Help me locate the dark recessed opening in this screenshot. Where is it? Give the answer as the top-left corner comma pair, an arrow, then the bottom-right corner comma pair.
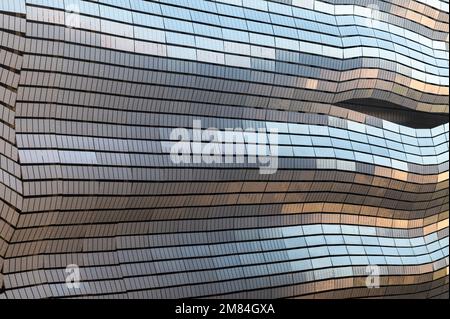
336,98 -> 448,128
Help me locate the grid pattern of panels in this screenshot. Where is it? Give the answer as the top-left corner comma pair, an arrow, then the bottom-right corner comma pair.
0,0 -> 448,298
19,0 -> 450,112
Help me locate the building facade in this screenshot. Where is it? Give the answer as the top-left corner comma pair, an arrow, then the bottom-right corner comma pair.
0,0 -> 448,298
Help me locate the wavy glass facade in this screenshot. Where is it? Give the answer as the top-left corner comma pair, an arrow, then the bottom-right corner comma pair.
0,0 -> 448,299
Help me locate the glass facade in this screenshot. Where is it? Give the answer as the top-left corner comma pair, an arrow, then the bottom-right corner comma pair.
0,0 -> 448,298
